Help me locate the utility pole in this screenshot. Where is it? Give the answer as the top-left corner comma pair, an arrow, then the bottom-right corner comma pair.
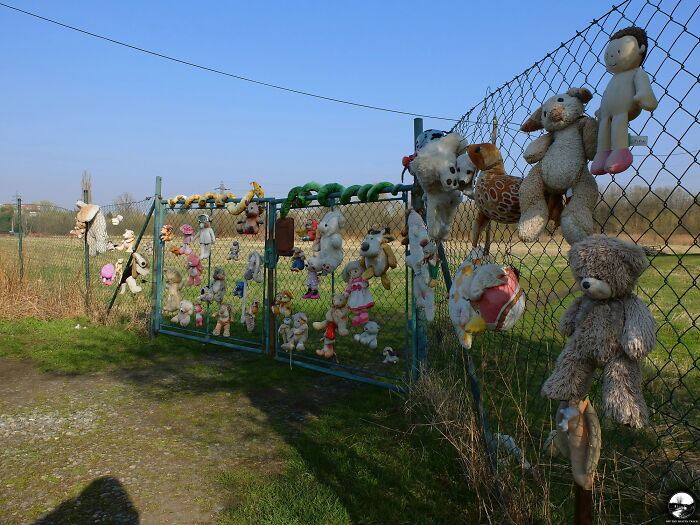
81,171 -> 92,203
214,181 -> 230,194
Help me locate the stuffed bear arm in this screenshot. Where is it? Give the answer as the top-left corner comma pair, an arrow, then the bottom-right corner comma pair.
329,235 -> 342,249
578,117 -> 599,161
523,134 -> 553,164
633,68 -> 659,112
621,295 -> 657,359
558,296 -> 586,337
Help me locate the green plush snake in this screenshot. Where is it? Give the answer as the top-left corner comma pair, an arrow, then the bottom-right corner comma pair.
366,182 -> 394,202
356,184 -> 375,202
340,185 -> 361,204
316,183 -> 345,206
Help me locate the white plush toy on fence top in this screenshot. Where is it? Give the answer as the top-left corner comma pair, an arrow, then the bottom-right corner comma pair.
307,210 -> 345,275
70,201 -> 112,256
404,209 -> 438,322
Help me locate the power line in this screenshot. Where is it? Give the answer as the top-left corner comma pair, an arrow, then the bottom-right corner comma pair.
0,2 -> 462,122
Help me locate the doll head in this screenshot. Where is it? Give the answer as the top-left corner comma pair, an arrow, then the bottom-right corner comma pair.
197,214 -> 211,228
342,260 -> 364,282
605,26 -> 648,74
180,224 -> 194,235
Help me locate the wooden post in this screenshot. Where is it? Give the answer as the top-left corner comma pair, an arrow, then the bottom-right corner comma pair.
83,188 -> 90,313
16,198 -> 23,281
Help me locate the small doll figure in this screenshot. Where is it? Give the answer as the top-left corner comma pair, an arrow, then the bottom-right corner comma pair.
290,247 -> 306,272
303,265 -> 320,300
592,26 -> 658,175
186,254 -> 203,286
227,241 -> 240,261
159,224 -> 173,242
195,303 -> 204,327
171,224 -> 194,256
342,260 -> 374,326
195,214 -> 216,260
232,281 -> 245,298
301,219 -> 319,241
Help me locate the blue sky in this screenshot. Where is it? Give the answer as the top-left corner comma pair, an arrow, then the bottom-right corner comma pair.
0,0 -> 692,207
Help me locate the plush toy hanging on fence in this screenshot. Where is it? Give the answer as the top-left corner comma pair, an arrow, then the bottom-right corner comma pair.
194,303 -> 204,327
186,254 -> 203,286
281,312 -> 309,352
232,281 -> 245,298
119,252 -> 150,294
171,300 -> 194,327
271,291 -> 294,317
290,247 -> 306,272
300,219 -> 319,241
212,303 -> 234,337
243,299 -> 260,333
195,214 -> 216,260
198,286 -> 214,304
305,210 -> 345,299
354,321 -> 380,349
226,182 -> 265,234
70,201 -> 112,256
163,268 -> 185,314
518,89 -> 598,245
278,317 -> 293,347
100,264 -> 115,285
404,209 -> 438,322
358,228 -> 398,290
211,267 -> 227,304
240,251 -> 263,325
342,260 -> 374,326
312,293 -> 350,360
382,347 -> 399,364
591,27 -> 658,175
111,215 -> 123,226
171,224 -> 194,256
114,229 -> 136,253
159,224 -> 173,242
227,241 -> 240,261
448,248 -> 525,350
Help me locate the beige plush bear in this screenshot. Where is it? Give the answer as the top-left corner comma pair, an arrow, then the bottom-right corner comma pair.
312,293 -> 350,337
281,312 -> 308,351
519,88 -> 599,245
212,303 -> 233,337
592,27 -> 658,175
171,300 -> 194,327
163,267 -> 184,313
542,235 -> 656,428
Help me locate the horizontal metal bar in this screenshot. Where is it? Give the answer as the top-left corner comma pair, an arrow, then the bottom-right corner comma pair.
159,328 -> 262,353
159,323 -> 258,346
273,357 -> 408,392
276,348 -> 405,381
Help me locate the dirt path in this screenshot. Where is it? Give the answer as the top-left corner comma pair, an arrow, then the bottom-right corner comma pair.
0,355 -> 352,524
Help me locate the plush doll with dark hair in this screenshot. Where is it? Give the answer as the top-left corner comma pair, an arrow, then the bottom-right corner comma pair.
592,26 -> 658,175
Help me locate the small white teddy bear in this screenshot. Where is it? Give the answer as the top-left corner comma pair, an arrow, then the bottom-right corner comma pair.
307,210 -> 345,275
171,300 -> 194,327
354,321 -> 380,349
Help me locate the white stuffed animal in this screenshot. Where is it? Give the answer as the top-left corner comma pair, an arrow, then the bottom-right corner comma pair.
404,209 -> 437,322
171,300 -> 194,327
194,214 -> 216,260
115,229 -> 136,252
354,321 -> 380,349
110,214 -> 123,226
382,347 -> 399,364
307,210 -> 345,275
244,251 -> 264,283
281,312 -> 309,351
406,132 -> 473,240
70,201 -> 112,256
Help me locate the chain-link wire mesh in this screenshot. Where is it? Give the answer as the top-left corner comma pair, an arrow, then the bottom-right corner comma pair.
273,197 -> 413,387
418,0 -> 698,522
154,199 -> 268,351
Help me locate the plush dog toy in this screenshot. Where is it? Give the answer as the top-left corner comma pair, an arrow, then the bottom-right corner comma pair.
404,132 -> 474,240
195,214 -> 216,260
404,210 -> 438,321
448,248 -> 525,350
519,88 -> 599,244
271,291 -> 294,317
382,347 -> 399,364
290,247 -> 306,272
592,27 -> 658,175
198,286 -> 214,304
186,254 -> 203,286
227,241 -> 240,261
211,267 -> 227,304
281,312 -> 309,351
163,267 -> 185,313
244,299 -> 260,332
278,317 -> 293,346
342,261 -> 374,326
171,300 -> 194,327
541,235 -> 656,428
359,228 -> 397,290
307,210 -> 345,275
467,144 -> 522,247
354,321 -> 380,349
236,202 -> 265,235
312,293 -> 350,337
119,252 -> 150,294
159,224 -> 173,242
212,303 -> 233,337
70,201 -> 112,256
171,224 -> 194,256
115,229 -> 136,252
244,251 -> 264,283
100,264 -> 115,285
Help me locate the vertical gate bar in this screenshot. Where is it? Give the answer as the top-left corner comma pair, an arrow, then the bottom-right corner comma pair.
83,188 -> 90,314
411,117 -> 428,380
265,200 -> 277,357
16,198 -> 23,281
150,176 -> 164,337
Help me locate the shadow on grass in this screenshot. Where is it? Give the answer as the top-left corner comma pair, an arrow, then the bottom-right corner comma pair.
33,477 -> 138,525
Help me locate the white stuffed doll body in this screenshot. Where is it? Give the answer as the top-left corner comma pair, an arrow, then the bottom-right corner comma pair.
405,209 -> 437,322
307,210 -> 345,275
592,26 -> 658,175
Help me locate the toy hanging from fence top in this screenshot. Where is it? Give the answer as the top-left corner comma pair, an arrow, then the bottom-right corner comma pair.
518,88 -> 598,245
342,260 -> 374,326
163,268 -> 185,314
304,210 -> 345,300
591,27 -> 658,175
195,214 -> 216,260
171,224 -> 194,256
70,201 -> 112,256
119,252 -> 150,294
404,209 -> 437,322
358,228 -> 397,290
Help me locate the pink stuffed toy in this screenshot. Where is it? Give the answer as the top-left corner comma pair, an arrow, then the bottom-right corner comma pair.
100,264 -> 115,285
186,254 -> 203,286
195,303 -> 203,327
171,224 -> 194,256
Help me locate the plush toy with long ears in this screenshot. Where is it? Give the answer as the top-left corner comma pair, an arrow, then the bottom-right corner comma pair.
244,299 -> 260,333
119,252 -> 150,294
212,303 -> 233,337
448,248 -> 525,350
404,209 -> 438,322
382,347 -> 399,364
358,228 -> 398,290
163,267 -> 185,313
195,214 -> 216,260
244,251 -> 264,283
211,267 -> 227,304
186,254 -> 203,287
466,144 -> 522,247
70,201 -> 112,256
519,88 -> 598,244
198,286 -> 214,304
592,27 -> 658,175
342,260 -> 374,326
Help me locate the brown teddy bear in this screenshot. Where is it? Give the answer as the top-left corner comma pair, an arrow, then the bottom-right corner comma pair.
271,291 -> 293,317
312,293 -> 350,337
542,235 -> 656,428
212,303 -> 233,337
236,202 -> 265,235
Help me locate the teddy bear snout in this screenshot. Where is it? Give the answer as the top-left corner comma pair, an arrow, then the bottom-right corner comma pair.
581,279 -> 591,289
360,242 -> 369,252
549,106 -> 564,122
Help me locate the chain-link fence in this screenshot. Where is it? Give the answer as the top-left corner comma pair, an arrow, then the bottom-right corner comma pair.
0,198 -> 155,325
417,0 -> 698,522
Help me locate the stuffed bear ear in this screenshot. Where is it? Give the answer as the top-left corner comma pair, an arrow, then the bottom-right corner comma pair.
520,107 -> 543,132
617,240 -> 649,278
567,87 -> 593,104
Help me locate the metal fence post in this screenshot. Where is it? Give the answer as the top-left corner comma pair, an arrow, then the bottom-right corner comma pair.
83,189 -> 90,313
150,176 -> 164,337
264,200 -> 277,357
16,198 -> 23,281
